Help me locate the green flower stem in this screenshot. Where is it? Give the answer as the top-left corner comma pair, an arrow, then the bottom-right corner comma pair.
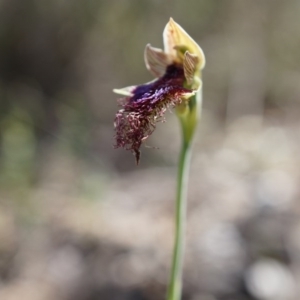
167,91 -> 200,300
167,138 -> 191,300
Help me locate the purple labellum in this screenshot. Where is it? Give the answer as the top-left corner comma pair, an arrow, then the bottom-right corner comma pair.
130,64 -> 190,105
114,63 -> 192,164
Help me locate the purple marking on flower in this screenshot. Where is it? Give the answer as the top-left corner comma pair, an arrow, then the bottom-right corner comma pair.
114,64 -> 192,164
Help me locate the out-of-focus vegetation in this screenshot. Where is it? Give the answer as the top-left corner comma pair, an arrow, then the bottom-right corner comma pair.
0,1 -> 300,299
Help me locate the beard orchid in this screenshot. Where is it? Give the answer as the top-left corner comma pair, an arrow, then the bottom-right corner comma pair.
113,18 -> 205,164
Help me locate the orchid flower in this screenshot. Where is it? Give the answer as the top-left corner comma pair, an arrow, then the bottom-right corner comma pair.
113,18 -> 205,164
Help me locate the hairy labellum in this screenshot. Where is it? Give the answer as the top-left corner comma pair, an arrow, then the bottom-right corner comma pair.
114,64 -> 192,164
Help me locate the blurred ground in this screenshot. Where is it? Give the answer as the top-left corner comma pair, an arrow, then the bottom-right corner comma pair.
0,1 -> 300,300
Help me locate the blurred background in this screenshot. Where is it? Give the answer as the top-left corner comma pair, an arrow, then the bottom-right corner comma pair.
0,0 -> 300,299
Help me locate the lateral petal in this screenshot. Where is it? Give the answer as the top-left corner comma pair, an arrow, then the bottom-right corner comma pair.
144,44 -> 171,77
183,51 -> 200,85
